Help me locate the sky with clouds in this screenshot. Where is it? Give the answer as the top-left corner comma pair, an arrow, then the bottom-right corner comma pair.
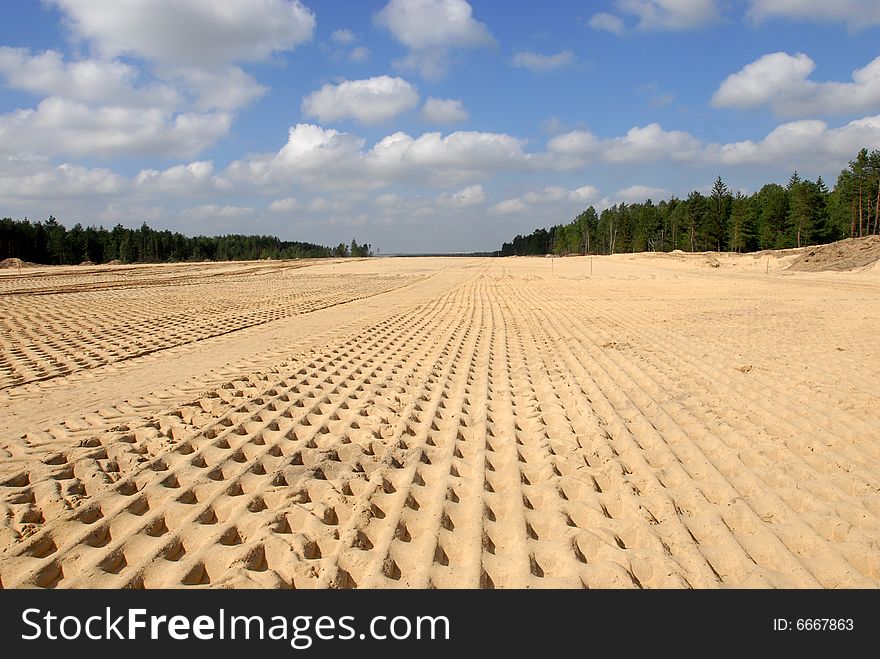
1,0 -> 880,252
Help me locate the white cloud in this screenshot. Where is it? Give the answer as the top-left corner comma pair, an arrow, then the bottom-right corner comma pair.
0,49 -> 260,160
547,123 -> 700,163
48,0 -> 316,66
570,185 -> 601,202
512,50 -> 574,73
623,0 -> 721,29
523,187 -> 572,204
489,185 -> 600,215
747,0 -> 880,29
0,98 -> 231,159
226,124 -> 536,192
308,197 -> 354,213
589,12 -> 626,35
350,46 -> 371,62
331,29 -> 356,45
268,197 -> 300,212
302,76 -> 420,124
703,115 -> 880,167
375,0 -> 495,79
160,65 -> 266,112
489,198 -> 528,215
713,52 -> 880,117
439,184 -> 485,206
615,184 -> 667,202
421,97 -> 469,123
713,52 -> 813,110
221,115 -> 880,205
0,47 -> 178,109
367,130 -> 531,175
540,117 -> 569,135
99,203 -> 170,226
328,28 -> 369,62
135,161 -> 229,195
605,123 -> 701,162
546,130 -> 602,156
374,192 -> 401,207
227,124 -> 365,190
0,162 -> 128,200
181,204 -> 256,220
589,0 -> 721,34
544,114 -> 880,171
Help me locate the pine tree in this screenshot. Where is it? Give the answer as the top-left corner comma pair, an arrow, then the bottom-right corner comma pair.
709,176 -> 731,252
728,192 -> 755,252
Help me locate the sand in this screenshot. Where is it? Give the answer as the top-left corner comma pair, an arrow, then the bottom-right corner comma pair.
788,235 -> 880,272
1,250 -> 879,589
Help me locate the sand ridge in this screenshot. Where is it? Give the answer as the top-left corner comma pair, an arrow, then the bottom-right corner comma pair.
1,255 -> 879,588
0,260 -> 424,390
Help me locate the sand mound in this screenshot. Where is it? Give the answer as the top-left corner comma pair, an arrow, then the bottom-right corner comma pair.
788,235 -> 880,271
0,257 -> 25,268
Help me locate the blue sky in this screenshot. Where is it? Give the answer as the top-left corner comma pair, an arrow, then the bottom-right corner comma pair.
1,1 -> 880,252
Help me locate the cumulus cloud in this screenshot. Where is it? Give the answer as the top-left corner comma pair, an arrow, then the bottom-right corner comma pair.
614,184 -> 668,202
367,130 -> 531,175
350,46 -> 371,62
219,115 -> 880,203
0,98 -> 231,159
605,123 -> 701,161
0,49 -> 261,161
547,123 -> 700,162
0,162 -> 128,200
570,185 -> 602,202
589,12 -> 626,35
331,29 -> 356,45
135,161 -> 230,195
713,52 -> 880,117
181,204 -> 256,220
48,0 -> 316,66
0,47 -> 178,109
547,114 -> 880,170
268,197 -> 300,212
421,97 -> 469,123
160,65 -> 266,112
439,184 -> 485,206
488,198 -> 528,215
703,115 -> 880,167
489,185 -> 600,215
302,76 -> 420,124
589,0 -> 721,35
374,192 -> 401,207
512,50 -> 574,73
546,130 -> 602,157
375,0 -> 495,79
747,0 -> 880,29
225,123 -> 535,191
329,28 -> 369,61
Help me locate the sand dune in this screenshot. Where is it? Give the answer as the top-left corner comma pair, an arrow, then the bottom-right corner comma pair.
1,254 -> 879,588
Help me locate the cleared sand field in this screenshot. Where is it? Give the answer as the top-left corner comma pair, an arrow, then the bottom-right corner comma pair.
1,252 -> 879,588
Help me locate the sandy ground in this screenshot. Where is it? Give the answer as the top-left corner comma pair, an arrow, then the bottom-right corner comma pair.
1,252 -> 879,589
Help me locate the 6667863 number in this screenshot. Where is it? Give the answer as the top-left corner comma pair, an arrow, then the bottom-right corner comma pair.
773,619 -> 854,631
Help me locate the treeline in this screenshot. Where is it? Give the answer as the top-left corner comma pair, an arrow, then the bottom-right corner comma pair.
0,218 -> 373,264
501,147 -> 880,256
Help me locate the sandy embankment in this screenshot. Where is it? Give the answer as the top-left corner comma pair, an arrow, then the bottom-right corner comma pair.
1,249 -> 878,588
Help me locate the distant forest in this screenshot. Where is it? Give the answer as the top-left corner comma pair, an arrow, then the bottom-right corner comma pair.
501,148 -> 880,256
0,218 -> 373,265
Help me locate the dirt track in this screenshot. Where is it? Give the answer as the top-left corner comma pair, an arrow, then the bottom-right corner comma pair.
1,255 -> 878,588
